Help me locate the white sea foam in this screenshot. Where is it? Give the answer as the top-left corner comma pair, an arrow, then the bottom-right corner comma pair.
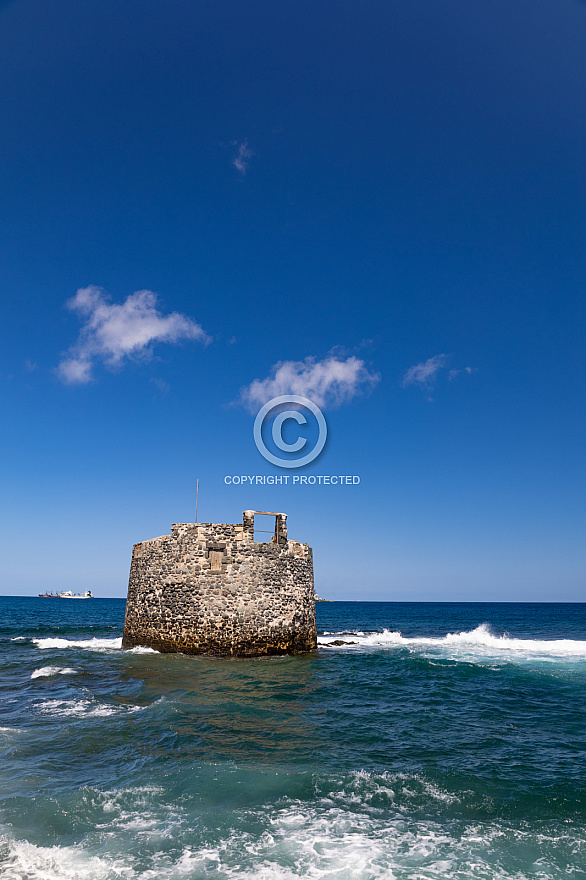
0,837 -> 117,880
32,636 -> 160,654
30,666 -> 78,679
2,774 -> 585,880
162,794 -> 585,880
318,623 -> 586,664
99,792 -> 182,847
35,699 -> 143,719
33,637 -> 123,651
10,636 -> 26,641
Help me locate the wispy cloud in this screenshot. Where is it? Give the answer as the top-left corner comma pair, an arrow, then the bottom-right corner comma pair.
150,377 -> 170,394
402,354 -> 474,398
402,354 -> 449,391
448,366 -> 474,381
239,355 -> 380,411
232,140 -> 253,175
57,286 -> 209,385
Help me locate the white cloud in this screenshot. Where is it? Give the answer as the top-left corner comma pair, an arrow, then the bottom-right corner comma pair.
150,377 -> 170,394
239,355 -> 380,411
402,354 -> 449,390
58,357 -> 93,385
232,140 -> 253,175
403,354 -> 475,397
57,286 -> 209,384
448,365 -> 474,381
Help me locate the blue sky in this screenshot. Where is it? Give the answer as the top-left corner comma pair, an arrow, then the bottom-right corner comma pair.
0,0 -> 584,600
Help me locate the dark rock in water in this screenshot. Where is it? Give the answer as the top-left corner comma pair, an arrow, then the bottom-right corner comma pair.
325,639 -> 357,646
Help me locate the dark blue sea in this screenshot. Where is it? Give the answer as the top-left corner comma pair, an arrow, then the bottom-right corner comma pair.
1,597 -> 586,879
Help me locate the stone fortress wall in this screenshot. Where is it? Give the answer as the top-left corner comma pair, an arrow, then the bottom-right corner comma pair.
122,510 -> 317,656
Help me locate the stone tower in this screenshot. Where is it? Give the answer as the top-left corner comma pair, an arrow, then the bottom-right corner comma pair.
122,511 -> 317,656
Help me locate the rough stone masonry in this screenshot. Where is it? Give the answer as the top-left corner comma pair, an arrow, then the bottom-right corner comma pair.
122,510 -> 317,656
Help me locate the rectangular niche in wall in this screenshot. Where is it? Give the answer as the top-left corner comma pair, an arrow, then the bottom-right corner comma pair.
209,550 -> 223,571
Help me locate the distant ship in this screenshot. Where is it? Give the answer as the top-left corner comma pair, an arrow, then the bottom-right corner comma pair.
38,590 -> 94,599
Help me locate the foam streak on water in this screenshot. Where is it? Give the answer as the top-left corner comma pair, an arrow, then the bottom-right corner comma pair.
1,598 -> 586,879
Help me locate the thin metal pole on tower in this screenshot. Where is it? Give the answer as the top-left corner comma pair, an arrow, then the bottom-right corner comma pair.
195,478 -> 199,524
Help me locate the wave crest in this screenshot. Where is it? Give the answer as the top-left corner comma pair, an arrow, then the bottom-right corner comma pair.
33,637 -> 123,651
318,623 -> 586,662
30,667 -> 78,679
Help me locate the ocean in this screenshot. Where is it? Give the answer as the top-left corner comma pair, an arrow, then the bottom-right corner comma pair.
1,597 -> 586,879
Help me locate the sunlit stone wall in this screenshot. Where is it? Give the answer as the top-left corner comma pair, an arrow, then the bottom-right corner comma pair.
122,511 -> 316,656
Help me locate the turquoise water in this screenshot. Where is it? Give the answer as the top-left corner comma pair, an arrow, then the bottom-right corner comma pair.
1,597 -> 586,879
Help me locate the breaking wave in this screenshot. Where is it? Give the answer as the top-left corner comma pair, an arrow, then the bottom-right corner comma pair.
32,636 -> 159,654
30,666 -> 78,679
318,623 -> 586,663
1,771 -> 585,880
33,637 -> 124,651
